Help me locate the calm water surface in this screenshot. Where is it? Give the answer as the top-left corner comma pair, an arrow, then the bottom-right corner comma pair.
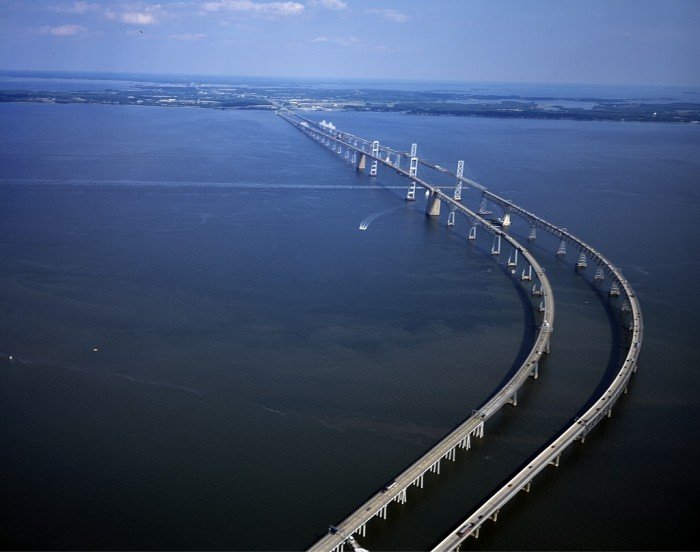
0,103 -> 698,550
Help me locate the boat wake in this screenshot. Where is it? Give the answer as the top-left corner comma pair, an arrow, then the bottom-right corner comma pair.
359,206 -> 403,230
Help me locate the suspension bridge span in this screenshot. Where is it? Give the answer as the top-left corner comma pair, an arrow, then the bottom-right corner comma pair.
278,111 -> 641,552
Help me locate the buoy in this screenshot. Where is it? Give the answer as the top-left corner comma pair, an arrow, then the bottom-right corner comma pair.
92,348 -> 99,352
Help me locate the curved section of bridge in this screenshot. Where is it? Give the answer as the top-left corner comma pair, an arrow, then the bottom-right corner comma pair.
278,111 -> 641,552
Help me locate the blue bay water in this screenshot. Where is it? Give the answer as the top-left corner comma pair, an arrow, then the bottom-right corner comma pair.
0,102 -> 698,550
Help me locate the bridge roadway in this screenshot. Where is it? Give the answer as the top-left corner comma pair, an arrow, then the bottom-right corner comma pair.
339,121 -> 645,550
279,112 -> 555,552
432,288 -> 641,550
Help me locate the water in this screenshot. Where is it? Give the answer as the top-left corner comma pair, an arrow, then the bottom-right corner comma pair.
1,101 -> 698,550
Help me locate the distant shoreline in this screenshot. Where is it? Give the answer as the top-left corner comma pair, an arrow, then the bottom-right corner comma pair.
1,79 -> 699,124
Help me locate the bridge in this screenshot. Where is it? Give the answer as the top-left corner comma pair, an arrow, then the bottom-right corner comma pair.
277,111 -> 642,551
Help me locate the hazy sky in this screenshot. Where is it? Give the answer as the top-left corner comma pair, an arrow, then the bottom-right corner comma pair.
1,0 -> 699,85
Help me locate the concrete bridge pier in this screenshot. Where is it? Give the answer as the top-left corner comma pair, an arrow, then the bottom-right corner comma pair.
594,266 -> 605,281
521,264 -> 533,281
557,238 -> 567,256
530,361 -> 539,379
577,252 -> 587,269
447,208 -> 456,226
508,248 -> 518,268
426,190 -> 442,216
357,154 -> 366,171
609,282 -> 621,296
507,392 -> 518,406
491,234 -> 501,255
468,225 -> 477,240
529,226 -> 537,240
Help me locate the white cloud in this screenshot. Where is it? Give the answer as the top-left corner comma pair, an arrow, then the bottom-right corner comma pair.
119,11 -> 158,25
201,1 -> 305,16
170,32 -> 207,40
39,23 -> 86,36
309,0 -> 347,10
49,1 -> 97,14
312,36 -> 328,42
366,8 -> 409,23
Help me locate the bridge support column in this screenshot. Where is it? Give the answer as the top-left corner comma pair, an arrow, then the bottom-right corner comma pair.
426,191 -> 442,216
507,248 -> 518,268
454,160 -> 464,201
447,208 -> 456,226
357,154 -> 366,171
549,454 -> 561,467
491,510 -> 499,522
530,362 -> 539,379
501,212 -> 511,228
394,153 -> 401,168
351,151 -> 356,164
491,234 -> 501,255
478,196 -> 491,215
609,282 -> 620,296
557,238 -> 567,256
468,225 -> 477,241
577,252 -> 587,269
522,481 -> 531,493
410,142 -> 417,158
529,226 -> 537,240
507,392 -> 518,406
594,266 -> 604,281
521,264 -> 532,281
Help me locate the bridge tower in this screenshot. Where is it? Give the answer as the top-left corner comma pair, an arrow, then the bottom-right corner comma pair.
410,143 -> 417,158
406,157 -> 418,201
501,212 -> 512,228
454,160 -> 464,201
394,153 -> 401,169
370,140 -> 379,176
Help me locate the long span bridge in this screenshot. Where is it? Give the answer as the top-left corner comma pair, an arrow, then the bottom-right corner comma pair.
278,111 -> 642,551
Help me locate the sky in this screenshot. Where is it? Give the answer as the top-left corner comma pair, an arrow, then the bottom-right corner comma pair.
1,0 -> 699,86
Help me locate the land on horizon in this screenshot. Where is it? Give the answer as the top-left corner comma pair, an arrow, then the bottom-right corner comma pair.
2,70 -> 700,124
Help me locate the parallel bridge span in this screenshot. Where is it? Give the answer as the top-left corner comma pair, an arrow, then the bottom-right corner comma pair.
279,111 -> 642,551
279,111 -> 555,552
